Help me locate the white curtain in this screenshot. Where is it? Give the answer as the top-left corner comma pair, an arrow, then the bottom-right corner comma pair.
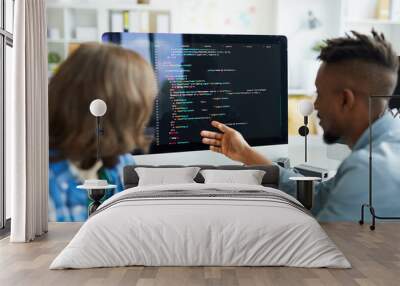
6,0 -> 48,242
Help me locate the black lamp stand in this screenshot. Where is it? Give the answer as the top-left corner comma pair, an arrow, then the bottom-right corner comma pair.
298,116 -> 310,162
359,95 -> 400,230
96,116 -> 104,162
88,117 -> 106,215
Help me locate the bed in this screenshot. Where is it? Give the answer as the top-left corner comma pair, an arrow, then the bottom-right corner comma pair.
50,165 -> 350,269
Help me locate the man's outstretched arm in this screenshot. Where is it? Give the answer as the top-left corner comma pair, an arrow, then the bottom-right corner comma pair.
200,120 -> 272,166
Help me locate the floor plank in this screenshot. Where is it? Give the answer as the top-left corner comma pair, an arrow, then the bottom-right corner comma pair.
0,222 -> 399,286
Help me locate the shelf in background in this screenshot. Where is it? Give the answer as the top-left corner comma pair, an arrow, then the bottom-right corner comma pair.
346,18 -> 400,25
69,38 -> 98,43
288,89 -> 314,96
46,0 -> 172,64
47,39 -> 66,43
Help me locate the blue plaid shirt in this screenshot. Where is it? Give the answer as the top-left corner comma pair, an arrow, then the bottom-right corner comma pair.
49,153 -> 135,221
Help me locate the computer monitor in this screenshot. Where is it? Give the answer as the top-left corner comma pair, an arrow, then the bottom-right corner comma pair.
102,32 -> 288,154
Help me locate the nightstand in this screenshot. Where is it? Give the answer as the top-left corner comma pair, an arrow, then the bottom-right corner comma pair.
77,184 -> 116,216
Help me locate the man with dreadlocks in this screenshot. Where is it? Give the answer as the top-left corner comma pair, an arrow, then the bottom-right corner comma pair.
200,30 -> 400,221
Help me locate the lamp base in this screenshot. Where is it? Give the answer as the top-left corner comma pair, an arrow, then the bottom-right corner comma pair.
296,180 -> 314,210
359,203 -> 400,231
88,189 -> 106,216
289,177 -> 320,210
77,182 -> 117,216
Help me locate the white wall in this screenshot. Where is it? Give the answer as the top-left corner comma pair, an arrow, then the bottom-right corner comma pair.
276,0 -> 343,90
169,0 -> 277,34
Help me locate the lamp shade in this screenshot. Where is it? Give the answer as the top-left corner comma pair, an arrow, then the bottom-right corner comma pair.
90,99 -> 107,117
298,100 -> 314,116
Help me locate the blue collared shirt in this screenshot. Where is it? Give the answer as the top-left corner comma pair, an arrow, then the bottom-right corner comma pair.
279,111 -> 400,221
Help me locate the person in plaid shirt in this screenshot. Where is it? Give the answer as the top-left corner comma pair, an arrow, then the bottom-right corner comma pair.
49,153 -> 135,221
48,43 -> 157,221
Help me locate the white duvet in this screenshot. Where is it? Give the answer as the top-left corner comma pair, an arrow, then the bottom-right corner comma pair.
50,183 -> 351,269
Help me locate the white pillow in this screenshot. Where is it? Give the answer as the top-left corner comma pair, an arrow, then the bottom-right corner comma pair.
135,167 -> 201,186
200,169 -> 266,185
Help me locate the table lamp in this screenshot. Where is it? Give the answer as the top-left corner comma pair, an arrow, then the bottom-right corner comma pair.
76,99 -> 116,216
89,99 -> 107,163
298,100 -> 314,162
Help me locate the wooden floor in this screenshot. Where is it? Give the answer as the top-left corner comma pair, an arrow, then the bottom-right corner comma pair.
0,222 -> 399,286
